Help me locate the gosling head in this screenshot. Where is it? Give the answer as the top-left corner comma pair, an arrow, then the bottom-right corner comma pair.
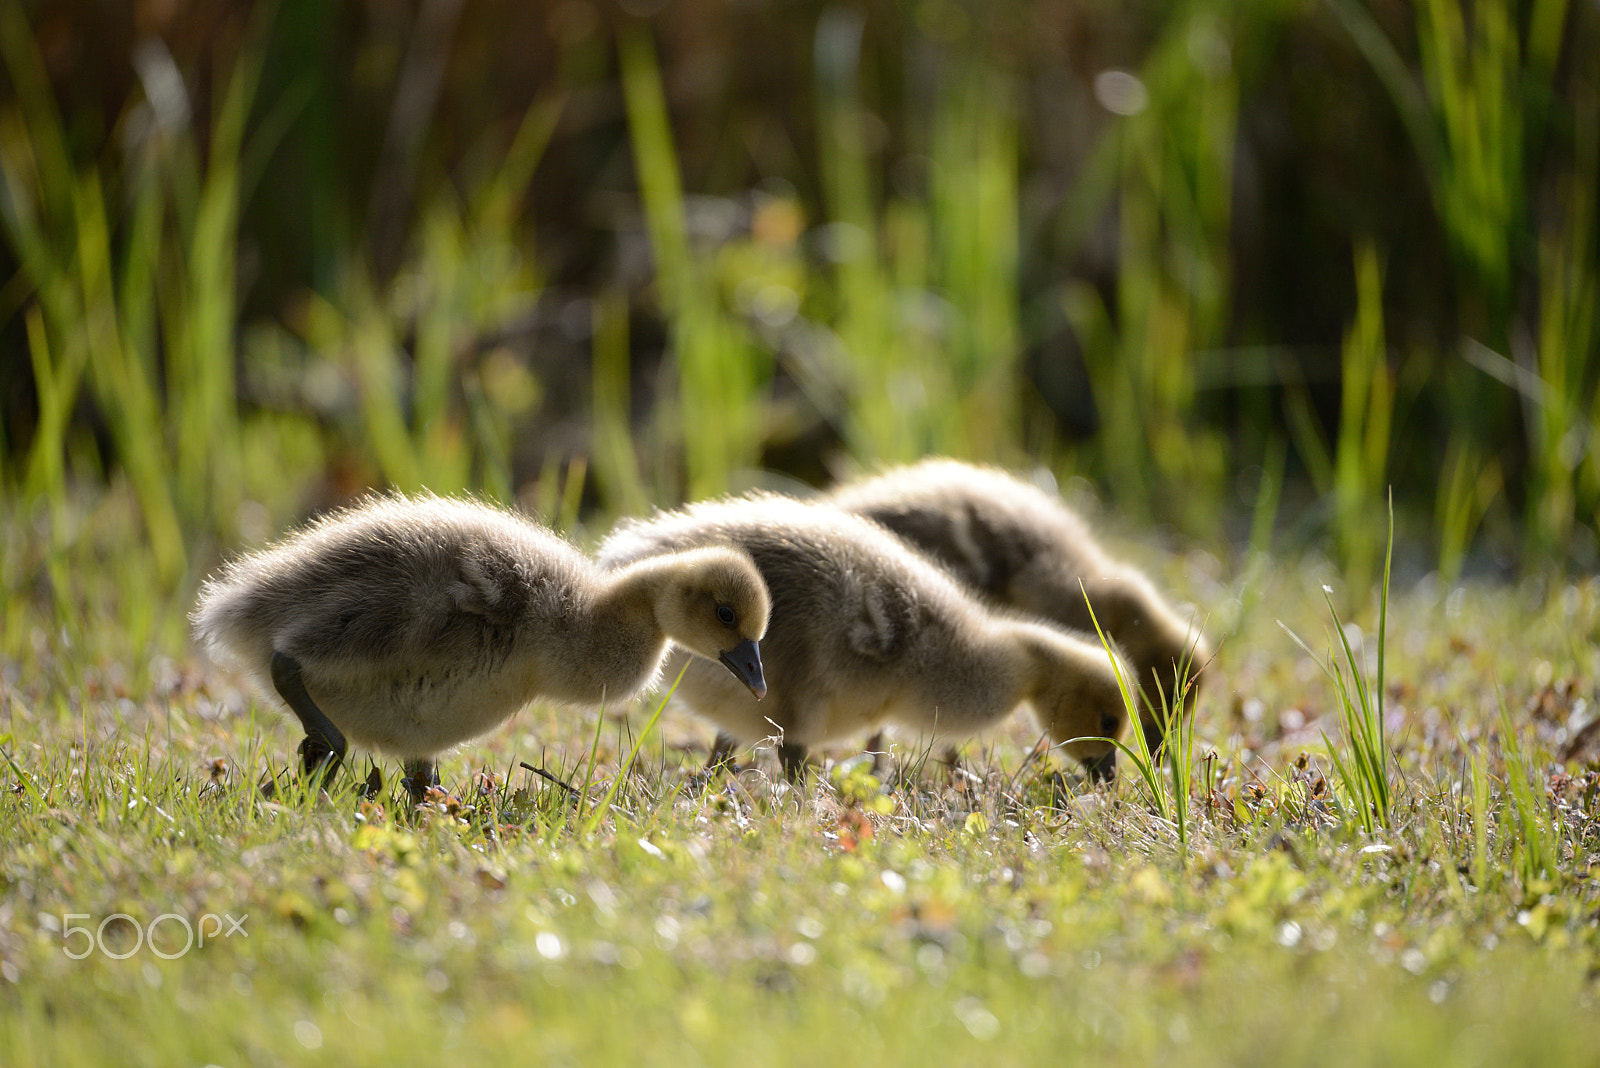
1080,570 -> 1209,749
1025,631 -> 1132,785
653,546 -> 771,699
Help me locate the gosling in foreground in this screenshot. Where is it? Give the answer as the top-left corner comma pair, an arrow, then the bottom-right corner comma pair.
193,494 -> 769,800
826,458 -> 1210,753
598,494 -> 1131,783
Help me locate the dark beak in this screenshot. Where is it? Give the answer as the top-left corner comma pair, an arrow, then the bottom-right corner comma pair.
1083,750 -> 1116,785
718,638 -> 767,700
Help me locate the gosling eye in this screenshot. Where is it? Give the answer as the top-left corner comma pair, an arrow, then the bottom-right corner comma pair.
715,604 -> 737,627
1100,714 -> 1121,735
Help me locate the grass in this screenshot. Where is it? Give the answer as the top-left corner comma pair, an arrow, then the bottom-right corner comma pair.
1081,585 -> 1206,857
1335,0 -> 1599,563
621,28 -> 770,501
1,475 -> 1598,1063
1281,498 -> 1397,836
3,506 -> 1600,1064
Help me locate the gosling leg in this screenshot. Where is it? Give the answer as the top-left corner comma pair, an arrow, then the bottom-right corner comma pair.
1083,750 -> 1117,785
706,732 -> 740,774
401,759 -> 440,804
864,731 -> 886,778
941,745 -> 970,789
685,733 -> 740,792
778,742 -> 808,784
270,651 -> 347,788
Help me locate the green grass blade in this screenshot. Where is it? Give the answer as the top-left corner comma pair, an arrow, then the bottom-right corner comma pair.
582,662 -> 688,838
1082,581 -> 1169,823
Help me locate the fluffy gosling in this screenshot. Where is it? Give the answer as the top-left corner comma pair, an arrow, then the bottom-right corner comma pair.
193,494 -> 769,800
826,458 -> 1210,753
597,494 -> 1131,782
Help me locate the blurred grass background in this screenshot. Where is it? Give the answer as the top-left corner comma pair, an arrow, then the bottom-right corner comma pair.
1,0 -> 1597,641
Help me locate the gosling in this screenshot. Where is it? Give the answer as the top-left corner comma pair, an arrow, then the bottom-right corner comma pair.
826,458 -> 1210,753
597,494 -> 1131,783
193,493 -> 770,800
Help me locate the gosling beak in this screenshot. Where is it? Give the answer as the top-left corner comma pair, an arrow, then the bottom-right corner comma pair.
718,638 -> 767,700
1083,750 -> 1116,785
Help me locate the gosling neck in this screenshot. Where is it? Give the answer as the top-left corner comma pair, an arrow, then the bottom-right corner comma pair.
603,554 -> 696,638
981,619 -> 1049,708
1072,572 -> 1122,627
542,560 -> 675,704
1012,620 -> 1097,708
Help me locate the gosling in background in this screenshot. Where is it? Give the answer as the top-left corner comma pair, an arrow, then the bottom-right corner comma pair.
826,458 -> 1209,753
598,493 -> 1131,783
193,494 -> 769,801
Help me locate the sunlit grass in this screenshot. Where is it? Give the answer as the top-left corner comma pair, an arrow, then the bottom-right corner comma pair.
1281,501 -> 1396,836
1081,585 -> 1205,857
3,498 -> 1600,1063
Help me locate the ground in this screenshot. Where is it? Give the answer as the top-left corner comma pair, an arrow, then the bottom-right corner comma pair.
2,538 -> 1598,1066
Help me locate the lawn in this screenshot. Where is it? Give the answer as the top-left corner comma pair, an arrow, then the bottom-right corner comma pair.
2,495 -> 1596,1066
